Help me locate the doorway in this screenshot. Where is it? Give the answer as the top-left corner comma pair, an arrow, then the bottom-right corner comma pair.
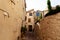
28,25 -> 32,32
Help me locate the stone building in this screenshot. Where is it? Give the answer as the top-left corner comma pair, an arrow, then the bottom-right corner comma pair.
25,9 -> 35,31
0,0 -> 26,40
34,12 -> 60,40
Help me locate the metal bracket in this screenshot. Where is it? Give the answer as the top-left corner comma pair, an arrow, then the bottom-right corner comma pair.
0,9 -> 10,18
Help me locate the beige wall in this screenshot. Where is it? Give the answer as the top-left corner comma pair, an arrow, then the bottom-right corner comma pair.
0,0 -> 26,40
43,10 -> 48,16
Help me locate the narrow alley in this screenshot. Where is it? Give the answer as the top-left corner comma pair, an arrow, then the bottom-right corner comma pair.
0,0 -> 60,40
21,31 -> 39,40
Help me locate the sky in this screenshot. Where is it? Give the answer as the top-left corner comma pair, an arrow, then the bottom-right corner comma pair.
26,0 -> 60,11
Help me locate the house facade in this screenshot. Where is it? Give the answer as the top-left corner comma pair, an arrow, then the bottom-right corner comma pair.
25,9 -> 35,31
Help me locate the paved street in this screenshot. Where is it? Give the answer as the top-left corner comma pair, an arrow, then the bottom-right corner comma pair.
21,32 -> 39,40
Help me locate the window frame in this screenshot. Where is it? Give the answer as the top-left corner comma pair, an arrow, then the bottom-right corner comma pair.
29,13 -> 32,16
28,18 -> 31,22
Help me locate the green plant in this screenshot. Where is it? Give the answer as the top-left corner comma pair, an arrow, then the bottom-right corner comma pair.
40,13 -> 42,19
45,0 -> 60,17
47,0 -> 52,12
21,26 -> 27,33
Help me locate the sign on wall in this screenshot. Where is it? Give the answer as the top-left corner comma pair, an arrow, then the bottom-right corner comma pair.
36,11 -> 40,16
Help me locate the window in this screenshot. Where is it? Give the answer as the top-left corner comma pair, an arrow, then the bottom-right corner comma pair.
28,18 -> 31,22
29,13 -> 32,16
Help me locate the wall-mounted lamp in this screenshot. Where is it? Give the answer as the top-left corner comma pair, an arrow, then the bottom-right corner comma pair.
0,9 -> 9,18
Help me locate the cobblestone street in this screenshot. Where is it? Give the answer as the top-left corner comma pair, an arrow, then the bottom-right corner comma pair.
21,32 -> 39,40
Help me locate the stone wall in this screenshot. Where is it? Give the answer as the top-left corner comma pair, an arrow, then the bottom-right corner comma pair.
0,0 -> 26,40
39,12 -> 60,40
